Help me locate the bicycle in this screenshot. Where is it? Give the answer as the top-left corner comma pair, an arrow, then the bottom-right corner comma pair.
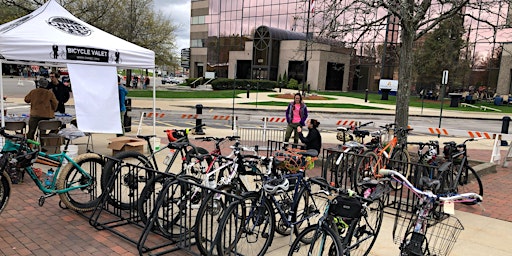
215,154 -> 326,256
0,127 -> 104,212
323,121 -> 374,187
354,123 -> 411,193
101,124 -> 208,210
289,177 -> 388,256
379,169 -> 482,256
137,136 -> 257,240
438,138 -> 483,204
407,141 -> 440,187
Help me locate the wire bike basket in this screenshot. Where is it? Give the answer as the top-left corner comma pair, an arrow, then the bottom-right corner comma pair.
393,211 -> 464,256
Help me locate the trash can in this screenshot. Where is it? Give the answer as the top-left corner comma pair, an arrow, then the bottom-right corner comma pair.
381,89 -> 391,100
448,93 -> 462,107
494,97 -> 503,106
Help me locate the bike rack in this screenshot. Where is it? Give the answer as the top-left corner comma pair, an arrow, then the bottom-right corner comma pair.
87,155 -> 242,255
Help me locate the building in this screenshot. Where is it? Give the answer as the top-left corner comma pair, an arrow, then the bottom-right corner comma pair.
189,0 -> 367,91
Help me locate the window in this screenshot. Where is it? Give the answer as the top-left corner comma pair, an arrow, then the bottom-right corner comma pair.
191,39 -> 204,47
191,15 -> 206,25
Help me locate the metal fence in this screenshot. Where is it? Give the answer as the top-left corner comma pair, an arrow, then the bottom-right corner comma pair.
237,126 -> 285,149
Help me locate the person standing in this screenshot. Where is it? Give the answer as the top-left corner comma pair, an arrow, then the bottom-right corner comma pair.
143,76 -> 150,90
284,93 -> 308,144
48,72 -> 71,113
24,78 -> 58,140
118,76 -> 128,136
296,119 -> 322,156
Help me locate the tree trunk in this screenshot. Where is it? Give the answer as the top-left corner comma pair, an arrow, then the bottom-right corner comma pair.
395,27 -> 415,143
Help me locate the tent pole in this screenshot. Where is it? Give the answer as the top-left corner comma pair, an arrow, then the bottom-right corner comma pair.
152,69 -> 156,136
0,60 -> 4,127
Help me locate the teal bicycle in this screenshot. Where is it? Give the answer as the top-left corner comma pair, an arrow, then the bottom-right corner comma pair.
0,127 -> 104,212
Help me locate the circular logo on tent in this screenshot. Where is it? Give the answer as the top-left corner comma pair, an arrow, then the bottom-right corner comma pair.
47,16 -> 91,36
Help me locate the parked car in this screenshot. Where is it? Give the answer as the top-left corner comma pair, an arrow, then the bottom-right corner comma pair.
161,76 -> 171,84
169,77 -> 180,84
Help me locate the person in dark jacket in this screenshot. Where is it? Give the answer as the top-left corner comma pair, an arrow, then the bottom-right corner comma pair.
48,72 -> 71,113
297,119 -> 322,156
285,93 -> 308,144
24,78 -> 58,139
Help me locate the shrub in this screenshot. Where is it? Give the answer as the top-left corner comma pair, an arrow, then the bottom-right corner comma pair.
210,78 -> 277,91
287,78 -> 299,90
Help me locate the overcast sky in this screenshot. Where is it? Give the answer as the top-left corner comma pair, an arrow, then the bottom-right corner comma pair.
154,0 -> 190,54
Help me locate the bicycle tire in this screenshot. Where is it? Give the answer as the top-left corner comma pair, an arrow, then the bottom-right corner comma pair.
389,148 -> 410,190
276,184 -> 323,238
195,183 -> 243,256
337,149 -> 361,188
344,198 -> 384,256
0,170 -> 12,215
288,224 -> 344,256
324,151 -> 341,177
138,174 -> 202,238
353,151 -> 378,193
101,151 -> 154,210
456,165 -> 483,205
183,147 -> 211,175
216,192 -> 275,256
57,153 -> 105,212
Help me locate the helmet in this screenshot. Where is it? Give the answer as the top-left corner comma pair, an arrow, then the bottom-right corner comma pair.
263,177 -> 289,194
165,129 -> 183,142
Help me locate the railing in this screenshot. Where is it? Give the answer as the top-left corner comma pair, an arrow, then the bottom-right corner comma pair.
190,77 -> 203,88
237,126 -> 285,150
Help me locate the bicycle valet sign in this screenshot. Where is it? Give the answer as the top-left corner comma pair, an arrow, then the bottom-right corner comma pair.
47,16 -> 110,63
65,46 -> 109,63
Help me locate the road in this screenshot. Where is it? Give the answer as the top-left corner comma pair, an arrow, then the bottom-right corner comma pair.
1,77 -> 504,136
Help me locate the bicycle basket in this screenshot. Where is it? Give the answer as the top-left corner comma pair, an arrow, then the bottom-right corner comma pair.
274,151 -> 315,173
15,150 -> 39,168
393,212 -> 464,256
329,195 -> 362,219
336,131 -> 353,142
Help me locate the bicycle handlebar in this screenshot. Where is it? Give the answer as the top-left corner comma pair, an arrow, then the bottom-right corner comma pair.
379,169 -> 483,202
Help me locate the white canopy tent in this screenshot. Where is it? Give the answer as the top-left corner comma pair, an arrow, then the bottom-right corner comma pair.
0,0 -> 157,134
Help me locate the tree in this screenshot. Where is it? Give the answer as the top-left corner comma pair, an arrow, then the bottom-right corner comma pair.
313,0 -> 510,141
0,0 -> 177,67
413,15 -> 470,92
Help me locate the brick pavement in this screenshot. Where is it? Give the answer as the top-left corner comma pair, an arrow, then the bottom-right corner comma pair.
0,144 -> 509,255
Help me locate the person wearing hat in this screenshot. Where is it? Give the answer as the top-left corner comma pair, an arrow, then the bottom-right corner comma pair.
24,78 -> 58,140
296,119 -> 322,157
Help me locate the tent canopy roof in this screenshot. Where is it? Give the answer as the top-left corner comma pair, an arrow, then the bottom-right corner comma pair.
0,0 -> 154,68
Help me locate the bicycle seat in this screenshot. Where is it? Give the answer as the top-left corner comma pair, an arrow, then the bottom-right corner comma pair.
336,126 -> 348,132
167,141 -> 188,149
418,176 -> 440,191
353,130 -> 370,137
137,135 -> 156,140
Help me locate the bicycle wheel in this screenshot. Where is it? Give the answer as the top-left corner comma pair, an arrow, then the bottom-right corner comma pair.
389,148 -> 410,190
216,192 -> 275,256
101,151 -> 154,210
337,149 -> 361,188
0,171 -> 12,215
288,224 -> 344,256
184,147 -> 210,174
323,150 -> 341,178
276,184 -> 324,238
57,153 -> 105,212
195,183 -> 244,256
343,198 -> 384,256
139,174 -> 202,238
455,165 -> 483,205
353,151 -> 378,193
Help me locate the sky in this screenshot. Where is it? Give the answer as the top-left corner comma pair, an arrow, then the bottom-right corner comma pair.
153,0 -> 190,54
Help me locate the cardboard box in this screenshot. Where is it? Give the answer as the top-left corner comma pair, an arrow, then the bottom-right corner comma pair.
107,136 -> 146,155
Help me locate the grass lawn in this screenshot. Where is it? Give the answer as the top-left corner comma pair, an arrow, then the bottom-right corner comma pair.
241,101 -> 384,109
318,91 -> 512,113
